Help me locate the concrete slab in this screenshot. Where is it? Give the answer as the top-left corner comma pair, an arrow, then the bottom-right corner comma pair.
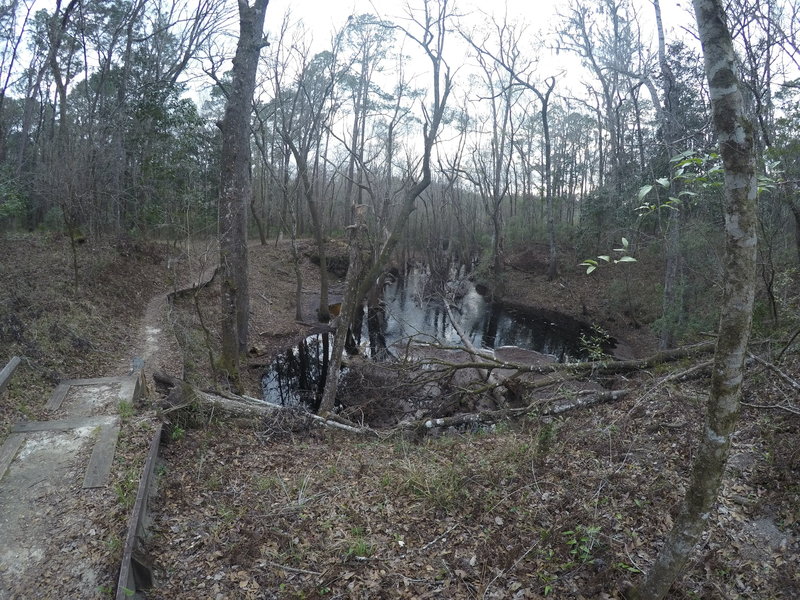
45,375 -> 140,412
59,382 -> 123,417
0,425 -> 98,596
1,364 -> 143,595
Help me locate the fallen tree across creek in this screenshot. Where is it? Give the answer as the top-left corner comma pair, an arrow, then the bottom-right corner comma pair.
152,341 -> 720,437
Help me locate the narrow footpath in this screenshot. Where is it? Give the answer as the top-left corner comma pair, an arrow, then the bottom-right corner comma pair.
0,252 -> 215,599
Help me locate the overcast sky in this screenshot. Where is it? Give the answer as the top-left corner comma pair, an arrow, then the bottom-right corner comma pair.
262,0 -> 697,48
257,0 -> 699,97
251,0 -> 700,116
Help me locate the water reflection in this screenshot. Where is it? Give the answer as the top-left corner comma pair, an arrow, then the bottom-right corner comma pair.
262,267 -> 603,405
371,267 -> 593,361
261,333 -> 330,409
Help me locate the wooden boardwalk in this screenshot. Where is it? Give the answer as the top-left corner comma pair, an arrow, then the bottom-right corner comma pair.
0,372 -> 142,598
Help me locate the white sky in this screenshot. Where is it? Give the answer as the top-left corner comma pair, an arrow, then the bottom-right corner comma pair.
262,0 -> 697,49
257,0 -> 700,103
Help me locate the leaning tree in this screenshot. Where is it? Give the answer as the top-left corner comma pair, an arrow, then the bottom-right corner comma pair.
628,0 -> 759,597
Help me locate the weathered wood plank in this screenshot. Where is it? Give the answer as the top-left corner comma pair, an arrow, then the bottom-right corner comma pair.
0,356 -> 21,395
45,382 -> 71,411
82,423 -> 121,489
116,424 -> 162,600
11,416 -> 114,433
119,374 -> 142,405
64,376 -> 125,386
0,433 -> 25,483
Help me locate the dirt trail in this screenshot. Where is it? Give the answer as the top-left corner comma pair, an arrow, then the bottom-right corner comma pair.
0,244 -> 218,599
120,246 -> 221,387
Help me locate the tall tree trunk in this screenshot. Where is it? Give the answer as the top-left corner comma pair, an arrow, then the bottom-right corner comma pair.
251,188 -> 268,245
540,78 -> 557,281
784,193 -> 800,265
655,0 -> 684,350
284,138 -> 329,322
218,0 -> 270,389
629,0 -> 758,597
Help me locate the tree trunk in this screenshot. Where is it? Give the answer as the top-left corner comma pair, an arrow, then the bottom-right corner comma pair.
629,0 -> 758,597
660,209 -> 681,349
541,79 -> 558,281
218,0 -> 270,389
285,139 -> 330,323
251,192 -> 268,245
784,193 -> 800,265
655,0 -> 684,350
318,209 -> 368,414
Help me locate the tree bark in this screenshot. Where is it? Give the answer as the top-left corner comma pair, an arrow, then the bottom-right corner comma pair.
629,1 -> 758,598
784,192 -> 800,265
540,78 -> 558,281
655,0 -> 684,350
218,0 -> 270,389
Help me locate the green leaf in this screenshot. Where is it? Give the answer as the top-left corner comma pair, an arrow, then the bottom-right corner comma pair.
637,184 -> 654,201
656,177 -> 670,188
585,265 -> 596,274
621,237 -> 629,248
670,149 -> 694,163
597,255 -> 611,262
617,256 -> 637,262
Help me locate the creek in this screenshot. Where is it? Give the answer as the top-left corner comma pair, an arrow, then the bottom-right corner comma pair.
261,265 -> 608,408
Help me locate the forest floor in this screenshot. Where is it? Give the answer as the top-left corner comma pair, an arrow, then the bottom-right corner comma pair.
0,232 -> 798,599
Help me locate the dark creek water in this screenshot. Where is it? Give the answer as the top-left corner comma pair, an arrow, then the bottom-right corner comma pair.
261,266 -> 608,407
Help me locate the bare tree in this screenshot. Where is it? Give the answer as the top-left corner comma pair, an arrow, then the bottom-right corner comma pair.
628,0 -> 758,597
0,0 -> 34,163
267,18 -> 346,323
460,24 -> 519,298
654,0 -> 684,350
462,17 -> 560,280
318,0 -> 453,414
218,0 -> 270,389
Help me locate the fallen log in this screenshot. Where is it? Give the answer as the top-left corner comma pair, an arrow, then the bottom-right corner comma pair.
166,266 -> 219,301
543,389 -> 629,415
444,302 -> 507,408
400,389 -> 629,431
153,372 -> 374,435
748,351 -> 800,392
421,341 -> 717,381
